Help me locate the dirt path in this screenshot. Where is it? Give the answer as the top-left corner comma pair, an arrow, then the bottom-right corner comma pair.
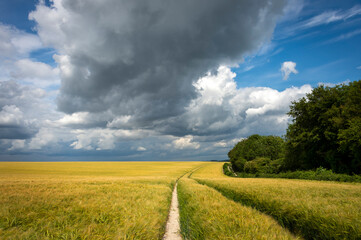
163,182 -> 182,240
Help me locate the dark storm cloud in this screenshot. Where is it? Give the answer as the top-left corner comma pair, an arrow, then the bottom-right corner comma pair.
0,126 -> 34,139
31,0 -> 287,128
0,81 -> 43,139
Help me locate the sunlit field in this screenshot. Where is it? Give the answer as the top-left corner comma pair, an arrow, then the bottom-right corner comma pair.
192,163 -> 361,239
0,162 -> 205,239
1,162 -> 361,239
178,177 -> 299,240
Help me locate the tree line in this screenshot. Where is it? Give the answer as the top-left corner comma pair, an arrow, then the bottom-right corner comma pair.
229,80 -> 361,175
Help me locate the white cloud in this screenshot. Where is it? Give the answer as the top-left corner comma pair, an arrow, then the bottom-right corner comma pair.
57,112 -> 90,126
192,66 -> 237,106
0,105 -> 24,126
213,138 -> 244,148
8,140 -> 25,151
137,146 -> 147,151
70,128 -> 149,151
301,5 -> 361,29
357,66 -> 361,69
107,115 -> 132,128
28,128 -> 56,149
244,65 -> 255,72
11,59 -> 60,87
0,24 -> 42,59
172,135 -> 200,150
56,110 -> 119,129
0,23 -> 59,93
318,80 -> 351,87
279,5 -> 361,39
280,0 -> 304,22
280,61 -> 298,80
29,1 -> 68,49
171,66 -> 311,137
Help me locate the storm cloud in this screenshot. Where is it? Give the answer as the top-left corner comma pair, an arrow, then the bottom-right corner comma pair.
30,0 -> 287,128
0,81 -> 45,139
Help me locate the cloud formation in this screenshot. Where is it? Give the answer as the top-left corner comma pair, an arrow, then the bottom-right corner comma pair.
281,61 -> 298,80
172,135 -> 200,150
11,59 -> 60,87
30,0 -> 287,127
173,66 -> 311,137
0,81 -> 47,139
0,24 -> 42,59
0,0 -> 320,161
301,5 -> 361,29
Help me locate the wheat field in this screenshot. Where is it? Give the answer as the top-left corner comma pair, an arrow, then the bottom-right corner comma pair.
192,163 -> 361,239
1,162 -> 361,239
0,162 -> 204,239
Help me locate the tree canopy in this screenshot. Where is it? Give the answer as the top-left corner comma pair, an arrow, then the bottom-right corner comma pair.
285,80 -> 361,174
228,134 -> 285,172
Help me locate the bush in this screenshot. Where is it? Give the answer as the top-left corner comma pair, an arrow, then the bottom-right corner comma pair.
269,158 -> 285,174
228,135 -> 286,172
228,167 -> 361,183
242,157 -> 284,174
244,157 -> 270,174
233,158 -> 246,172
222,163 -> 233,176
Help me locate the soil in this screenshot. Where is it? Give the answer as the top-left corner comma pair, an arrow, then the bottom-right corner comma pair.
163,182 -> 182,240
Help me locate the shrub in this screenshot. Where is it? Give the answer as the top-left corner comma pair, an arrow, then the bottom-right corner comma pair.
244,157 -> 272,174
233,158 -> 246,172
228,135 -> 286,172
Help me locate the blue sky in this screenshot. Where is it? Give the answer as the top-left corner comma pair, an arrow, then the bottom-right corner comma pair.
234,0 -> 361,90
0,0 -> 360,161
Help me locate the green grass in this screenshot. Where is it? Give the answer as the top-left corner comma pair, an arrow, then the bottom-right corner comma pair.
178,176 -> 300,240
193,163 -> 361,239
0,162 -> 205,239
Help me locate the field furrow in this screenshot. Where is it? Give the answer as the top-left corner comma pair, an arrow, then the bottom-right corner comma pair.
178,177 -> 300,240
192,163 -> 361,240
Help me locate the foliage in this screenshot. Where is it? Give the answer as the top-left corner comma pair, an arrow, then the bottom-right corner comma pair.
228,135 -> 285,173
285,80 -> 361,174
230,165 -> 361,183
243,157 -> 283,174
223,162 -> 236,176
232,157 -> 247,172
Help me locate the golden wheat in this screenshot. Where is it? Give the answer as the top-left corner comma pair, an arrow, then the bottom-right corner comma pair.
0,162 -> 204,239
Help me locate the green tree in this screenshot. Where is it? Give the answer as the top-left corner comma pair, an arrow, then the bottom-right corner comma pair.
228,135 -> 285,172
285,80 -> 361,174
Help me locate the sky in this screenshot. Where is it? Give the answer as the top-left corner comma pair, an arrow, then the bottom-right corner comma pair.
0,0 -> 360,161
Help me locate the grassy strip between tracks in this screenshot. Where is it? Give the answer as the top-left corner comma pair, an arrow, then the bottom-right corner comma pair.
192,163 -> 361,240
178,176 -> 300,240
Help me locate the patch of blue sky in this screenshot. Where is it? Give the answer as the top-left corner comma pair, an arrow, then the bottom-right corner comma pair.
30,48 -> 58,67
233,1 -> 361,91
0,0 -> 38,33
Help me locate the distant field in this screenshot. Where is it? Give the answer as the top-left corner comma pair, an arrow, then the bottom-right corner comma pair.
1,162 -> 361,239
0,162 -> 204,239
